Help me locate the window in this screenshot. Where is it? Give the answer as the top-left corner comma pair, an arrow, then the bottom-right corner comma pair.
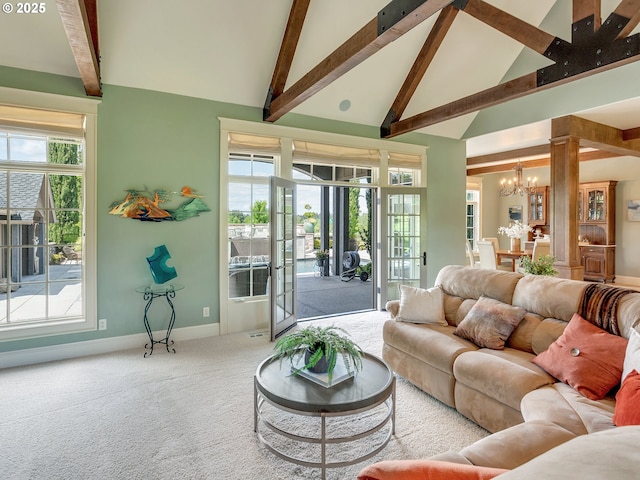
388,168 -> 416,186
0,92 -> 97,341
228,152 -> 274,298
466,189 -> 480,249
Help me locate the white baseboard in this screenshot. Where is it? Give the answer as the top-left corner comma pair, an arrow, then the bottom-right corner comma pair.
0,323 -> 220,370
615,275 -> 640,287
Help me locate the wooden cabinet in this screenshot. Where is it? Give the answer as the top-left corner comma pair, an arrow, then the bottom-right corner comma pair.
578,181 -> 617,245
527,187 -> 548,226
580,245 -> 616,283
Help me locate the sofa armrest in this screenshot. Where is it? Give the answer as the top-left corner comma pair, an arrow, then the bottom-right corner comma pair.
358,460 -> 508,480
385,299 -> 400,318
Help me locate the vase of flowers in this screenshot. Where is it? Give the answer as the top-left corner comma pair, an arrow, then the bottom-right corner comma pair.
498,221 -> 533,252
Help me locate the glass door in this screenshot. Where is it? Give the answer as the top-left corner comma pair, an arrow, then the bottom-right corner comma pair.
380,188 -> 427,305
270,177 -> 297,340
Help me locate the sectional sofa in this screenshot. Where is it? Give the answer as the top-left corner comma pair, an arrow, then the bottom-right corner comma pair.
371,264 -> 640,474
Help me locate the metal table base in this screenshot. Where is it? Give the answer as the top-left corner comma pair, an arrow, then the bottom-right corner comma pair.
253,354 -> 395,479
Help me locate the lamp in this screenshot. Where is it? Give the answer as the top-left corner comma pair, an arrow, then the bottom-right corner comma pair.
499,162 -> 537,196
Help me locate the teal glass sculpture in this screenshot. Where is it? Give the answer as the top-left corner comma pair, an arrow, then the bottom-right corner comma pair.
146,245 -> 177,284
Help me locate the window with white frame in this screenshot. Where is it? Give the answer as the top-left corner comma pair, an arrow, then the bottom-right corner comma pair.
0,98 -> 96,341
466,189 -> 480,249
227,151 -> 275,298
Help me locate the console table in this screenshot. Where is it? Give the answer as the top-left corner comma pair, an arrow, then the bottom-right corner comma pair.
136,283 -> 184,357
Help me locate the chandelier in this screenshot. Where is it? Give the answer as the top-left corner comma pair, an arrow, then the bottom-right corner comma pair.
499,162 -> 538,197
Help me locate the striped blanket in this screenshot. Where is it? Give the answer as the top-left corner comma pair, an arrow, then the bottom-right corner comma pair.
578,283 -> 634,336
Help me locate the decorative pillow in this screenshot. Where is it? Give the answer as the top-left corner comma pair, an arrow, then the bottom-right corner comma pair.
397,285 -> 447,325
613,370 -> 640,426
358,459 -> 508,480
454,296 -> 526,350
622,328 -> 640,382
532,313 -> 628,400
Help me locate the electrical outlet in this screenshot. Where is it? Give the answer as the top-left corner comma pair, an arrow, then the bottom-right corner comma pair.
98,318 -> 107,330
203,307 -> 210,318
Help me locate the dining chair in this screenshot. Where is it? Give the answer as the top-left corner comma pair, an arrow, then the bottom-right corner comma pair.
483,237 -> 510,267
465,239 -> 478,268
477,241 -> 511,271
516,240 -> 551,273
532,240 -> 551,261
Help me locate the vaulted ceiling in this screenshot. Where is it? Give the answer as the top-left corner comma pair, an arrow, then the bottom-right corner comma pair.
2,0 -> 640,170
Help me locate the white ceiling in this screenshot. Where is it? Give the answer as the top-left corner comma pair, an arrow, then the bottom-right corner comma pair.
1,0 -> 639,159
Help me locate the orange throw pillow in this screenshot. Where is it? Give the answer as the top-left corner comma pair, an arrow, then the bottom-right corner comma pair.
532,313 -> 628,400
614,369 -> 640,426
357,460 -> 508,480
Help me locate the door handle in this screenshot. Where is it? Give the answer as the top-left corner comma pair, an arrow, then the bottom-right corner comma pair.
422,252 -> 427,266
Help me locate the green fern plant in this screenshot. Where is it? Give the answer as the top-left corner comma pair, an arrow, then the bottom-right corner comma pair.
273,325 -> 363,382
519,254 -> 558,276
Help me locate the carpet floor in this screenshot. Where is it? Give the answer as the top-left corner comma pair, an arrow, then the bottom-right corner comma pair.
0,311 -> 487,479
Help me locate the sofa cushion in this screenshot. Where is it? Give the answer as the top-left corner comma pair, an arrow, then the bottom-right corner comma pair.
622,328 -> 640,381
454,296 -> 526,350
506,312 -> 544,354
454,350 -> 555,411
511,274 -> 585,323
397,285 -> 447,325
614,370 -> 640,426
494,426 -> 640,480
358,460 -> 508,480
458,420 -> 576,470
435,265 -> 522,305
521,383 -> 615,435
383,320 -> 476,373
532,313 -> 628,400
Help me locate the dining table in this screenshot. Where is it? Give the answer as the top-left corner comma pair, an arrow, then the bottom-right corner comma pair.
495,249 -> 533,272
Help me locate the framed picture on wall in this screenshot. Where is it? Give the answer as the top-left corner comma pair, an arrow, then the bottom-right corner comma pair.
509,205 -> 523,222
628,200 -> 640,221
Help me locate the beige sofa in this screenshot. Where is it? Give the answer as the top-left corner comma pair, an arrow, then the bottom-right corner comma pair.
383,265 -> 640,470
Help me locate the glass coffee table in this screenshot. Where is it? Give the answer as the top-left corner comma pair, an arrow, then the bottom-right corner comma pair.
254,352 -> 395,480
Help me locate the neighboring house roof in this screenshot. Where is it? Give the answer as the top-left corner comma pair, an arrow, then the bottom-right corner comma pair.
0,171 -> 56,224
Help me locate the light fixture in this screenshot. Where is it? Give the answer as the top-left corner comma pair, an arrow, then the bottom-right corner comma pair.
499,161 -> 538,197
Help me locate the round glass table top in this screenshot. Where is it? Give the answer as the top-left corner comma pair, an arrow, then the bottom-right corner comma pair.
255,352 -> 393,413
135,283 -> 184,294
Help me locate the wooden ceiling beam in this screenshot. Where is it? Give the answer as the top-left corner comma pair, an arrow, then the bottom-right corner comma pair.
612,0 -> 640,39
467,144 -> 550,166
387,73 -> 538,137
56,0 -> 101,97
623,126 -> 640,140
467,149 -> 623,176
264,0 -> 311,117
573,0 -> 601,28
381,5 -> 458,136
552,115 -> 640,156
264,0 -> 455,122
460,0 -> 556,54
382,0 -> 640,138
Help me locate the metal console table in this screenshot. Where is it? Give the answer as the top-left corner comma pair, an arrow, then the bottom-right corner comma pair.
136,283 -> 184,357
254,352 -> 395,479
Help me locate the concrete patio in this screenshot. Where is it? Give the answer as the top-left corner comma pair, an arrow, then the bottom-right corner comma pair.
296,272 -> 375,320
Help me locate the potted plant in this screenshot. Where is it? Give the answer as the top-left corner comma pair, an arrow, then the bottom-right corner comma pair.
498,220 -> 533,252
272,325 -> 363,382
519,254 -> 558,276
315,249 -> 329,276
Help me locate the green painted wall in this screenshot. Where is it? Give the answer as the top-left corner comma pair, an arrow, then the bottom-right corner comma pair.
0,66 -> 466,354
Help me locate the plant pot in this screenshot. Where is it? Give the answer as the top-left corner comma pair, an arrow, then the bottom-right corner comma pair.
303,221 -> 315,233
304,348 -> 329,373
510,237 -> 521,252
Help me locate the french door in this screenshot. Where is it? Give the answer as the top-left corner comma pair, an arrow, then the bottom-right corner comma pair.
379,188 -> 427,306
270,177 -> 297,340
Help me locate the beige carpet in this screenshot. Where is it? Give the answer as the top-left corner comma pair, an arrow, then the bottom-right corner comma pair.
0,311 -> 487,479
